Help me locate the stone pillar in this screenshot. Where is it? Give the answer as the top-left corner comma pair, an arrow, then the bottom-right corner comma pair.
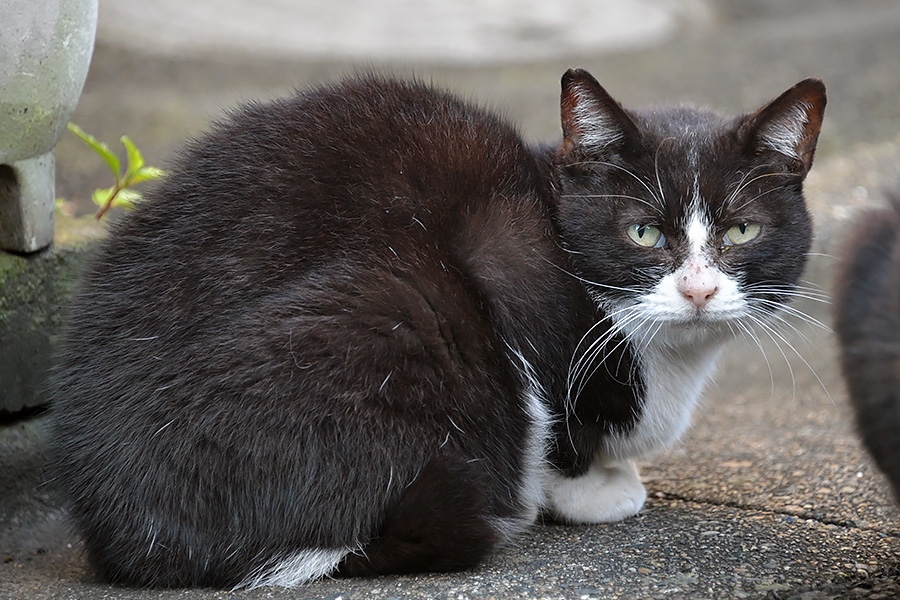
0,0 -> 98,253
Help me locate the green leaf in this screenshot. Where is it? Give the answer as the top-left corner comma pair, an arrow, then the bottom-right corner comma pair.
128,165 -> 167,185
91,186 -> 115,208
68,123 -> 121,181
91,186 -> 144,214
112,187 -> 144,209
121,135 -> 145,180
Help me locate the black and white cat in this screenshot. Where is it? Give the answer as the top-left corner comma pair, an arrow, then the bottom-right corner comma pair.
48,69 -> 825,588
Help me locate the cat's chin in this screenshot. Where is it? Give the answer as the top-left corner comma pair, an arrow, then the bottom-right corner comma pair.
628,315 -> 737,350
603,299 -> 738,350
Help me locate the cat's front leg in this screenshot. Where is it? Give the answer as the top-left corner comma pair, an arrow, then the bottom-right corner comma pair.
545,456 -> 646,524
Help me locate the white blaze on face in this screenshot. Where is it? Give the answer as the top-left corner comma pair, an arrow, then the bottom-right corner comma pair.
676,209 -> 719,309
614,189 -> 747,340
668,200 -> 746,323
602,191 -> 741,462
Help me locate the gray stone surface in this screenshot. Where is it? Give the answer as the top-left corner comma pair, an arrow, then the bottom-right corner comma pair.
0,244 -> 90,413
0,154 -> 56,254
0,0 -> 97,252
4,0 -> 900,598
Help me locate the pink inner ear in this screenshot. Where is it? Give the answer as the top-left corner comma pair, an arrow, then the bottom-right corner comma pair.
559,69 -> 636,154
560,83 -> 584,151
758,101 -> 821,170
560,83 -> 627,152
759,104 -> 813,159
752,79 -> 826,172
795,95 -> 825,171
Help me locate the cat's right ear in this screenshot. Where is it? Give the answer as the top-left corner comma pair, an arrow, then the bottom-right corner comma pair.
740,78 -> 826,175
560,68 -> 639,156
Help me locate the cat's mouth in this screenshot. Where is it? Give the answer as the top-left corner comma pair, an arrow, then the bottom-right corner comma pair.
677,296 -> 751,327
683,308 -> 741,330
651,314 -> 739,348
604,296 -> 740,346
602,273 -> 746,331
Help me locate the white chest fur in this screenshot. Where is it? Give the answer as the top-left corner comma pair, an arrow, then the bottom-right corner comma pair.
602,201 -> 742,460
603,337 -> 723,460
544,336 -> 725,525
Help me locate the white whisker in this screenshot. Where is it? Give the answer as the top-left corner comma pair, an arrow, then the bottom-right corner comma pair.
804,252 -> 836,260
565,159 -> 665,211
742,310 -> 834,405
721,165 -> 799,216
538,254 -> 638,295
560,193 -> 661,213
742,312 -> 798,400
653,138 -> 676,214
752,299 -> 831,332
731,318 -> 777,398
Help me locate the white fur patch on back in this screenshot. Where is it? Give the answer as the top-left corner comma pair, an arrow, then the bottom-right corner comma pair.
237,548 -> 349,590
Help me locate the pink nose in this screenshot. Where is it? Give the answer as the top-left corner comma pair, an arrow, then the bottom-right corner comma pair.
677,263 -> 719,309
679,283 -> 718,308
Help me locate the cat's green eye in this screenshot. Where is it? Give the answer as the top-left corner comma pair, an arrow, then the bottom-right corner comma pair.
723,222 -> 761,246
626,224 -> 665,248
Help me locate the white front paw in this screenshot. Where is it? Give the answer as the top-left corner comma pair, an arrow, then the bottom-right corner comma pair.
546,459 -> 646,524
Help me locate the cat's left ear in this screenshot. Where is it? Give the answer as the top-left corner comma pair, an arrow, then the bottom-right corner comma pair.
559,68 -> 640,156
740,78 -> 827,175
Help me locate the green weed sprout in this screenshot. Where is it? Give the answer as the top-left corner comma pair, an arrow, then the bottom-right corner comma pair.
67,123 -> 166,220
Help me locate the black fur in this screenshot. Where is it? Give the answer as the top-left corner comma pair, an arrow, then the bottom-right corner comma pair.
51,77 -> 569,588
337,455 -> 497,576
48,71 -> 824,587
834,195 -> 900,502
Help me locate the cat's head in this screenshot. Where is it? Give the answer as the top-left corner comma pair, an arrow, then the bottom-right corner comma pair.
552,68 -> 826,346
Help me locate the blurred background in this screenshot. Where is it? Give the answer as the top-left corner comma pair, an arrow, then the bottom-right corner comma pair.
56,0 -> 900,220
